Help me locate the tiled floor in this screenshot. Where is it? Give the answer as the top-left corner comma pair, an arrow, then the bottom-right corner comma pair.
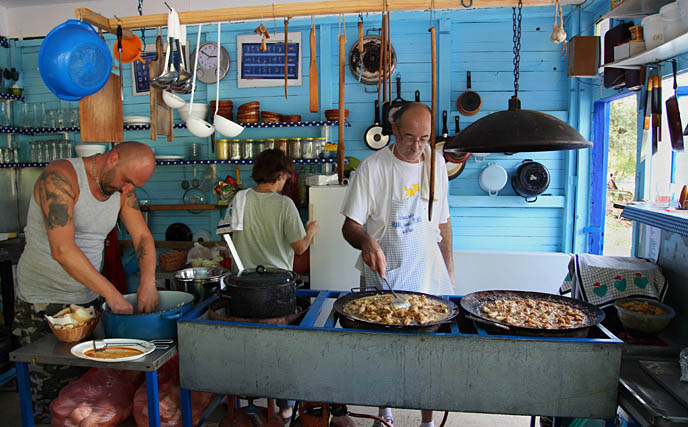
0,383 -> 537,426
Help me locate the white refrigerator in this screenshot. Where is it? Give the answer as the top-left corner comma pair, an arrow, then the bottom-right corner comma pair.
308,185 -> 361,291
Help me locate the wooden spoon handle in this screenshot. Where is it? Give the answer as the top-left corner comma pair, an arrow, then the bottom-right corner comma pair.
338,34 -> 346,184
429,26 -> 437,221
284,18 -> 289,100
309,25 -> 318,112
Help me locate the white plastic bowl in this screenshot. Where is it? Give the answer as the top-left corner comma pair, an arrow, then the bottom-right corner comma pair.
186,117 -> 215,138
178,103 -> 209,122
74,144 -> 106,157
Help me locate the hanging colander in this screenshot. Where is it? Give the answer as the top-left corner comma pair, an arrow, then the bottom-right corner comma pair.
38,20 -> 112,100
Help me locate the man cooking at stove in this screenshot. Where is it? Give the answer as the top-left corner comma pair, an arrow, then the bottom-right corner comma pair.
217,148 -> 319,423
341,102 -> 455,427
12,141 -> 158,423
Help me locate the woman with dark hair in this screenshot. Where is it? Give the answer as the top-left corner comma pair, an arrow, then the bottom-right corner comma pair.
220,148 -> 318,272
218,148 -> 318,421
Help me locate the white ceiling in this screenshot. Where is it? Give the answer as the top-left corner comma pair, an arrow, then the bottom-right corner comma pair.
0,0 -> 81,7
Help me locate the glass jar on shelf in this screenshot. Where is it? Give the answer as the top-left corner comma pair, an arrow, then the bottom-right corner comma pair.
216,139 -> 229,160
301,137 -> 316,159
241,139 -> 254,160
254,139 -> 267,156
314,137 -> 326,158
229,139 -> 242,160
288,138 -> 302,159
265,138 -> 276,150
276,138 -> 288,155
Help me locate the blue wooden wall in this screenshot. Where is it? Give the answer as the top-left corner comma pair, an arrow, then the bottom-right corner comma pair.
7,5 -> 587,254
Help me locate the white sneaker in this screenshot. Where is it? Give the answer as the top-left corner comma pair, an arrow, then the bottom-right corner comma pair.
372,416 -> 394,427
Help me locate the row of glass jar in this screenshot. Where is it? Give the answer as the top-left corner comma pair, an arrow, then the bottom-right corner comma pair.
30,140 -> 73,162
0,102 -> 80,129
216,137 -> 328,161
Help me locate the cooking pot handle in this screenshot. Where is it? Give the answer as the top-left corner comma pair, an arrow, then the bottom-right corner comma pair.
295,279 -> 305,289
525,196 -> 537,203
160,311 -> 186,320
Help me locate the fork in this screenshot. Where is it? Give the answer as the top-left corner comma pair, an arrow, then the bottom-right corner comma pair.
91,339 -> 173,352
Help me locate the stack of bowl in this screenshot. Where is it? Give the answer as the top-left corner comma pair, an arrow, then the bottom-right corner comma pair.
325,109 -> 349,122
261,111 -> 281,123
237,101 -> 260,123
210,100 -> 233,121
281,114 -> 302,123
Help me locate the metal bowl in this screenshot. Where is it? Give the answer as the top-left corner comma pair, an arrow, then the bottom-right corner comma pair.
174,266 -> 228,283
614,297 -> 676,334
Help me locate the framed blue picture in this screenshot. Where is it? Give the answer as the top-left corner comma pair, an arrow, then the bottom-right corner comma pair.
237,32 -> 302,88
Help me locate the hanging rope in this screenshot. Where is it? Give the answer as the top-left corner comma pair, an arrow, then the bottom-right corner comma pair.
138,0 -> 146,51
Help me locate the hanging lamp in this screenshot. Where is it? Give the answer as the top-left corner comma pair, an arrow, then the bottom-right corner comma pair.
445,0 -> 592,154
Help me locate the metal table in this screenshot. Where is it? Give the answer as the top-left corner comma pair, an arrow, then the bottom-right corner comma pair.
177,290 -> 624,426
10,334 -> 177,427
618,345 -> 688,426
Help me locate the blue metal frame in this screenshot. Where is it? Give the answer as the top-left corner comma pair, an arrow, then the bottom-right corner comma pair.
589,100 -> 610,255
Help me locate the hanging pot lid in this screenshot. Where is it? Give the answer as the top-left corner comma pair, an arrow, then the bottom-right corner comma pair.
349,35 -> 397,85
222,265 -> 296,288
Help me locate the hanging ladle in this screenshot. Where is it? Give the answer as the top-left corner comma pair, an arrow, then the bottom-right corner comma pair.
181,166 -> 190,190
213,22 -> 244,138
191,165 -> 200,188
150,9 -> 179,89
172,23 -> 192,93
185,23 -> 215,138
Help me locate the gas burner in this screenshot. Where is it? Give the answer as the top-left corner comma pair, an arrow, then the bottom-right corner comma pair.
209,297 -> 310,325
617,331 -> 667,346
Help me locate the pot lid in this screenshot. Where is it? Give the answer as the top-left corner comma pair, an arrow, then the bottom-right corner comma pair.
223,265 -> 296,288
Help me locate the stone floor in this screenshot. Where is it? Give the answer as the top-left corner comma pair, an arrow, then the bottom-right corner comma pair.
0,382 -> 537,426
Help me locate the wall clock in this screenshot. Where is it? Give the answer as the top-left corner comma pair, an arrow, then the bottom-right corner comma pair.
190,42 -> 230,84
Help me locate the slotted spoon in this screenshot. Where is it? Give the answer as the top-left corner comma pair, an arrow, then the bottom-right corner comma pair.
378,273 -> 410,310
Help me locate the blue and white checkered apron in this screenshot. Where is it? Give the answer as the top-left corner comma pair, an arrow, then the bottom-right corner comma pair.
363,183 -> 453,295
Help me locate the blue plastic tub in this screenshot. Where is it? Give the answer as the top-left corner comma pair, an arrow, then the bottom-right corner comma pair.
38,20 -> 112,101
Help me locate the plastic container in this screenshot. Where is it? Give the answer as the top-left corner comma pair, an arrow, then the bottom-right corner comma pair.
614,297 -> 676,334
38,20 -> 113,101
660,2 -> 683,42
642,14 -> 665,49
679,0 -> 688,33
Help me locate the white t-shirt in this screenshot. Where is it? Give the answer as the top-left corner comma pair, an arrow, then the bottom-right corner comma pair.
340,145 -> 450,270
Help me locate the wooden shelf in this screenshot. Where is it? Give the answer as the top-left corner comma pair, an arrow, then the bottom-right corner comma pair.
141,204 -> 225,211
602,32 -> 688,69
599,0 -> 672,20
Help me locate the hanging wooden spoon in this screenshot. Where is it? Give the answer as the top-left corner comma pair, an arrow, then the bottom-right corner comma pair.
338,18 -> 346,184
309,17 -> 318,112
284,18 -> 289,100
429,26 -> 437,221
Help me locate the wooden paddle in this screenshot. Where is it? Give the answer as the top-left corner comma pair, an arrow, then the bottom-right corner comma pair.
338,29 -> 346,184
309,18 -> 318,112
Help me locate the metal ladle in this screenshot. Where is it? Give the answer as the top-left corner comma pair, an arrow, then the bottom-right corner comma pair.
150,10 -> 179,89
171,24 -> 192,93
378,273 -> 410,310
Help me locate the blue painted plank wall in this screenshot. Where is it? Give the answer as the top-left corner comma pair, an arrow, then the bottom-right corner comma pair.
7,5 -> 581,253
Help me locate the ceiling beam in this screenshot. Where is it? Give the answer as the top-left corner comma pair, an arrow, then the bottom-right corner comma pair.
76,0 -> 562,33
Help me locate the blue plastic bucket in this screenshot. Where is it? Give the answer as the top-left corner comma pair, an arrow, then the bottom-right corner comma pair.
39,20 -> 112,101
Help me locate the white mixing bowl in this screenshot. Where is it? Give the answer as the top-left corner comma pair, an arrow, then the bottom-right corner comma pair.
74,144 -> 106,157
178,103 -> 209,122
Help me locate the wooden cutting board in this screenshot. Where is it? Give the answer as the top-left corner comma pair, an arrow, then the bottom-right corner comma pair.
79,73 -> 124,143
149,35 -> 172,140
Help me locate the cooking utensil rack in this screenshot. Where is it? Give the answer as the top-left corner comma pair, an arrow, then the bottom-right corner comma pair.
178,289 -> 623,420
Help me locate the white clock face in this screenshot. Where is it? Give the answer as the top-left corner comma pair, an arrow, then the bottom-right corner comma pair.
191,42 -> 230,84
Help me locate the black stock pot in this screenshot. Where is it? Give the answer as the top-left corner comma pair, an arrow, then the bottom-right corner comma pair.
219,266 -> 303,318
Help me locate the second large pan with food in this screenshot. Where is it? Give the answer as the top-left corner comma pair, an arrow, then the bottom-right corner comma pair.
460,290 -> 605,338
333,288 -> 459,333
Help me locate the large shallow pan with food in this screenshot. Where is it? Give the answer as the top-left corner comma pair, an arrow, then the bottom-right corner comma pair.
460,290 -> 605,338
333,288 -> 459,333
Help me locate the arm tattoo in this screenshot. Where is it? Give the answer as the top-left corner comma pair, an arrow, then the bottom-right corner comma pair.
125,192 -> 140,210
37,170 -> 75,229
135,241 -> 147,262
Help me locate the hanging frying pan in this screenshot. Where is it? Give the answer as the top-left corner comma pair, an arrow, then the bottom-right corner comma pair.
415,90 -> 420,102
349,35 -> 397,85
364,99 -> 390,150
444,115 -> 470,163
666,61 -> 685,152
457,71 -> 482,116
382,75 -> 406,135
